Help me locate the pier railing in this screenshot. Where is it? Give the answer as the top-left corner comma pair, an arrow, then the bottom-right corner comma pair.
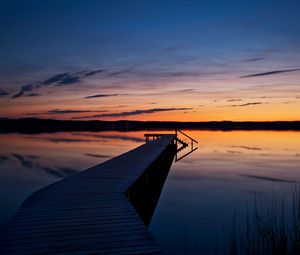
175,129 -> 198,149
175,129 -> 198,162
144,133 -> 163,143
144,130 -> 198,162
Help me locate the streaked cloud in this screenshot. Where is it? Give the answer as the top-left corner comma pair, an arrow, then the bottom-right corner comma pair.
244,57 -> 265,62
42,73 -> 70,85
240,68 -> 300,78
57,75 -> 80,85
11,83 -> 40,98
11,69 -> 105,98
48,138 -> 92,143
220,102 -> 268,107
227,99 -> 243,102
84,69 -> 105,76
24,109 -> 107,116
176,88 -> 197,93
231,146 -> 263,151
84,94 -> 120,99
109,68 -> 132,77
26,93 -> 41,97
48,109 -> 106,114
227,150 -> 242,154
75,107 -> 193,119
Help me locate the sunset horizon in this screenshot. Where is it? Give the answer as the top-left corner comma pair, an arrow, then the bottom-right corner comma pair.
1,1 -> 300,122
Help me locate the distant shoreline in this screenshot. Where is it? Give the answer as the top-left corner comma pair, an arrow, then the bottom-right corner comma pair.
1,118 -> 300,133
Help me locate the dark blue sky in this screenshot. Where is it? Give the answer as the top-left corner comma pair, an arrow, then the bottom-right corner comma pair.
1,0 -> 300,121
1,0 -> 299,68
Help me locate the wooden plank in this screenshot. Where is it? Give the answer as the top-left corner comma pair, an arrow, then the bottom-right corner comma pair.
0,134 -> 175,254
2,230 -> 155,246
2,222 -> 148,239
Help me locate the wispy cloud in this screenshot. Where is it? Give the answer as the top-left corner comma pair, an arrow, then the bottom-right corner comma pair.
43,70 -> 103,85
42,73 -> 70,85
109,68 -> 132,76
234,102 -> 267,107
221,102 -> 268,107
11,69 -> 105,98
240,68 -> 300,78
84,94 -> 120,99
84,69 -> 105,76
244,57 -> 265,62
26,93 -> 41,97
48,109 -> 107,114
57,76 -> 80,85
227,150 -> 242,154
176,88 -> 197,93
48,138 -> 92,143
227,99 -> 243,102
42,72 -> 81,86
11,83 -> 40,98
231,146 -> 263,151
25,109 -> 107,116
75,107 -> 193,119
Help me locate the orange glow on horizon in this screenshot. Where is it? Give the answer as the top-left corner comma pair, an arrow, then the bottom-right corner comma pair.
1,77 -> 299,121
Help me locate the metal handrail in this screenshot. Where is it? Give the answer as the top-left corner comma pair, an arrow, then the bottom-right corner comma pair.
175,129 -> 198,143
174,129 -> 198,162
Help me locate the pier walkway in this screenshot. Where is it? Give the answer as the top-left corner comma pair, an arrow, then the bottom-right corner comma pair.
0,134 -> 176,255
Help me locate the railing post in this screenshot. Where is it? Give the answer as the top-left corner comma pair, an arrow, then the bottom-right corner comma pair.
175,129 -> 178,149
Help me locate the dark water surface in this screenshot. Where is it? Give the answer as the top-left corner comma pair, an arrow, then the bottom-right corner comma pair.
1,130 -> 300,254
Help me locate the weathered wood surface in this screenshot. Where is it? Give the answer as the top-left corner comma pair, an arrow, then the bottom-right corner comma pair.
0,135 -> 175,255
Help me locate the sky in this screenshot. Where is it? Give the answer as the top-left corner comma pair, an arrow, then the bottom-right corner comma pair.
0,0 -> 300,121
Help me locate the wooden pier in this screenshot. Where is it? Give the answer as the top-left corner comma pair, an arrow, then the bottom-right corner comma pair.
0,134 -> 176,255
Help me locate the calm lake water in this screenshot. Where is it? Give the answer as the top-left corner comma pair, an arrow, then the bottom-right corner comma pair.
1,130 -> 300,254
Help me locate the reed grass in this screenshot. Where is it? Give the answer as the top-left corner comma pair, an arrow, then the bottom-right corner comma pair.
216,186 -> 300,255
